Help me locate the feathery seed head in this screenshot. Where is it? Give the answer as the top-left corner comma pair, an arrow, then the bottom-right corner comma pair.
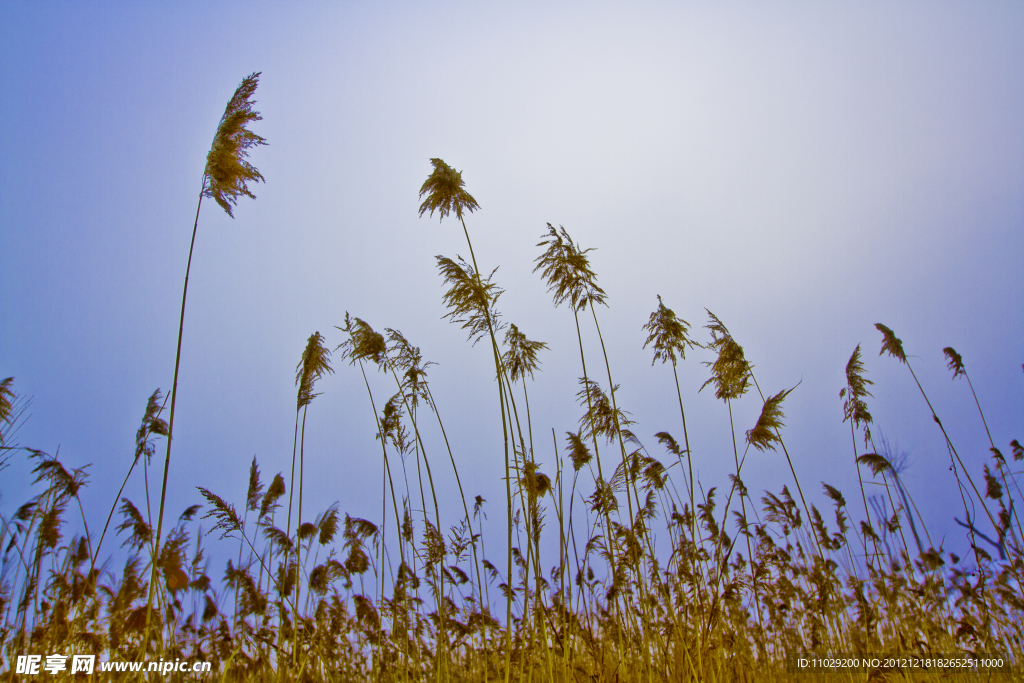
246,457 -> 264,513
534,223 -> 607,311
337,313 -> 388,368
386,329 -> 435,410
655,432 -> 684,457
32,453 -> 87,500
418,158 -> 480,222
746,387 -> 795,452
643,459 -> 667,491
502,324 -> 548,383
822,483 -> 847,508
845,345 -> 873,401
0,377 -> 14,443
875,323 -> 907,364
297,522 -> 317,542
204,73 -> 267,218
259,473 -> 286,520
588,478 -> 618,515
576,378 -> 633,443
643,295 -> 698,366
521,461 -> 552,499
135,388 -> 167,463
197,488 -> 244,539
314,506 -> 340,546
701,310 -> 751,401
378,393 -> 412,455
565,431 -> 592,472
843,345 -> 874,443
179,504 -> 201,522
436,256 -> 504,344
984,465 -> 1003,500
296,331 -> 333,410
943,347 -> 966,379
117,499 -> 152,552
857,453 -> 894,477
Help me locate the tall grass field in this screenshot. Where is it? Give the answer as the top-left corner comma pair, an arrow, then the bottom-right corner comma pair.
2,73 -> 1022,683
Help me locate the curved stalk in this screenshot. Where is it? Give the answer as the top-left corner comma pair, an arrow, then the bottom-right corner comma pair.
454,213 -> 515,683
141,181 -> 205,658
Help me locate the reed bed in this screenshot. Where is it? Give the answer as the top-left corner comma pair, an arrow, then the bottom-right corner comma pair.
1,80 -> 1022,683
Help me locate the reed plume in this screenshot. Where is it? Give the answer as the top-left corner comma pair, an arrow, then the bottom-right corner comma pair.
842,345 -> 874,445
643,296 -> 698,367
745,387 -> 795,453
701,311 -> 751,402
502,324 -> 547,384
534,223 -> 607,311
203,74 -> 268,217
435,256 -> 504,345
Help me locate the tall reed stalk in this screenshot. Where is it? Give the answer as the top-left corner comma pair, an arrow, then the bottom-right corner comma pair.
533,227 -> 618,576
338,314 -> 414,680
841,345 -> 882,571
142,73 -> 266,656
699,313 -> 757,626
419,158 -> 513,682
644,296 -> 698,547
285,332 -> 332,667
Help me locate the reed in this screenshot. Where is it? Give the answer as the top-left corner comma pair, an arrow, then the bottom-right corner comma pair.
142,72 -> 267,658
420,159 -> 514,682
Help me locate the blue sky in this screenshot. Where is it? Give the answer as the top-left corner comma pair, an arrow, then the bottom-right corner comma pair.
2,1 -> 1023,577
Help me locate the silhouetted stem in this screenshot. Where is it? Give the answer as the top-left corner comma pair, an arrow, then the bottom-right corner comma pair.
358,360 -> 410,683
141,180 -> 205,658
457,213 -> 513,683
849,419 -> 878,572
292,403 -> 308,668
903,361 -> 999,548
963,370 -> 1024,549
425,384 -> 489,617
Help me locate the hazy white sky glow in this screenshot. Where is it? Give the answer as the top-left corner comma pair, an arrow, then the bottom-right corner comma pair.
2,2 -> 1023,574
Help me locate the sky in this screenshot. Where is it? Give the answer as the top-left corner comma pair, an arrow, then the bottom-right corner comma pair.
2,1 -> 1023,582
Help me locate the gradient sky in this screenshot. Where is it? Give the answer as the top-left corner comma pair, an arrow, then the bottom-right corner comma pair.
2,2 -> 1023,578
